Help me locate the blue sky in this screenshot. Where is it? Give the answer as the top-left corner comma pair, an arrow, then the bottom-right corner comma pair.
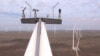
0,0 -> 100,31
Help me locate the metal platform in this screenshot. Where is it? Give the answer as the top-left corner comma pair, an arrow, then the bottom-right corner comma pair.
21,18 -> 62,24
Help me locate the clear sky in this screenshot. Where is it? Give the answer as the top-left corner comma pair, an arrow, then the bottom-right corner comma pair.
0,0 -> 100,31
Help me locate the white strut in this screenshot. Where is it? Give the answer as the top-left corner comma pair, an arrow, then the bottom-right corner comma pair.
72,25 -> 82,56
